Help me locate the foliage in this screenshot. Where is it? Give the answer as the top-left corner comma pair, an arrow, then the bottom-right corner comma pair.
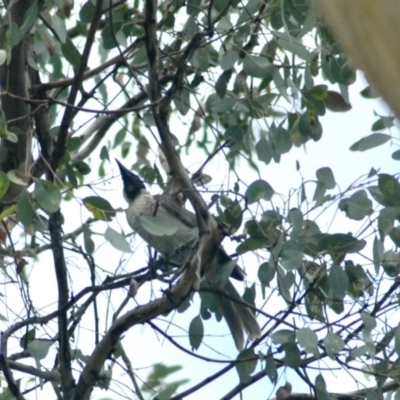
0,0 -> 398,399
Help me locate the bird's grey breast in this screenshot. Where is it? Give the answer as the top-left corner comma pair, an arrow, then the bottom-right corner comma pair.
126,191 -> 197,262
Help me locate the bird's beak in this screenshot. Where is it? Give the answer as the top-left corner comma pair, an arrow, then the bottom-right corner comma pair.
115,158 -> 131,177
115,159 -> 146,200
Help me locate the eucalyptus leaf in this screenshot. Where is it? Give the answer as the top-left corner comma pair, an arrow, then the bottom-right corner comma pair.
316,167 -> 335,189
350,133 -> 391,152
265,347 -> 278,383
282,342 -> 301,368
235,349 -> 257,383
0,172 -> 10,200
7,170 -> 27,186
328,265 -> 349,300
104,227 -> 132,253
188,315 -> 203,351
61,38 -> 81,68
378,174 -> 400,207
139,216 -> 178,236
246,180 -> 274,204
27,339 -> 54,361
297,328 -> 319,355
324,332 -> 344,359
270,329 -> 296,345
34,179 -> 61,214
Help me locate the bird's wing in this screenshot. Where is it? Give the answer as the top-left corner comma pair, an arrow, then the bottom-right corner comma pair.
155,194 -> 198,228
156,194 -> 245,280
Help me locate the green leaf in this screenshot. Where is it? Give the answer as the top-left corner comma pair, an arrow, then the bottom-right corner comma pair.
351,345 -> 368,359
79,0 -> 95,23
0,172 -> 10,200
74,161 -> 91,175
8,22 -> 23,47
50,14 -> 67,43
101,22 -> 123,50
273,126 -> 292,155
318,233 -> 366,257
274,31 -> 309,60
338,190 -> 373,220
20,328 -> 35,349
246,180 -> 274,204
83,196 -> 116,221
389,227 -> 400,247
237,0 -> 261,25
373,236 -> 384,274
297,328 -> 319,357
17,190 -> 35,230
258,262 -> 275,286
371,116 -> 394,131
282,342 -> 301,368
34,179 -> 62,214
65,164 -> 78,188
173,87 -> 190,116
1,128 -> 19,143
243,55 -> 274,79
345,261 -> 373,298
316,167 -> 335,189
83,227 -> 95,255
309,84 -> 328,100
288,208 -> 303,239
382,250 -> 400,277
305,292 -> 325,321
67,137 -> 82,152
323,332 -> 344,359
298,109 -> 322,142
235,349 -> 257,383
236,237 -> 265,254
360,312 -> 376,330
315,374 -> 331,400
152,383 -> 179,400
7,170 -> 27,186
225,125 -> 244,150
270,329 -> 296,345
104,227 -> 132,253
61,38 -> 81,68
378,207 -> 398,238
100,145 -> 110,161
212,98 -> 236,113
378,174 -> 400,207
395,326 -> 400,356
360,85 -> 379,98
280,244 -> 303,270
220,49 -> 239,71
350,133 -> 391,152
392,149 -> 400,160
188,315 -> 203,351
328,265 -> 349,300
265,347 -> 277,383
20,3 -> 38,37
186,0 -> 201,15
0,205 -> 16,222
0,49 -> 6,65
139,216 -> 178,236
323,90 -> 352,112
255,137 -> 272,164
215,70 -> 232,99
27,339 -> 54,361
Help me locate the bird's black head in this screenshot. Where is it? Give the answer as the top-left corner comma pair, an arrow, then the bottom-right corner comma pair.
116,159 -> 146,201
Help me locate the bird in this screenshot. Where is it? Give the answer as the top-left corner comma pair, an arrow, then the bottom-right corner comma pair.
116,159 -> 261,350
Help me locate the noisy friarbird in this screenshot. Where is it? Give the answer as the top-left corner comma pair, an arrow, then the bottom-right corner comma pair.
116,160 -> 261,350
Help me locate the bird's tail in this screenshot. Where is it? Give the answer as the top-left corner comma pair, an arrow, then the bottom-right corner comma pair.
215,280 -> 261,351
